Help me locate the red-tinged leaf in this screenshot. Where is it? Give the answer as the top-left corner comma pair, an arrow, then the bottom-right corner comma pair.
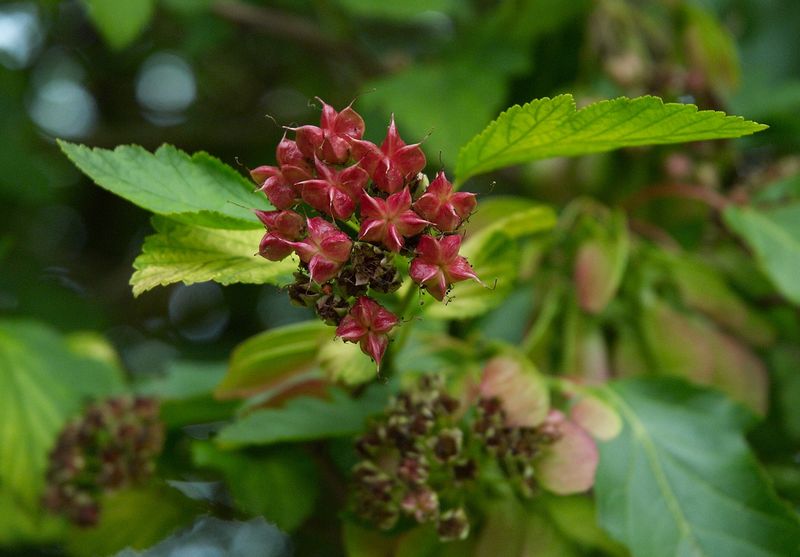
214,321 -> 329,399
570,395 -> 622,441
642,297 -> 768,413
707,330 -> 768,415
536,411 -> 599,495
480,353 -> 549,427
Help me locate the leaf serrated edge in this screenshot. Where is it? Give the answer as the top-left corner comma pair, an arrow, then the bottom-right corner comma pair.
455,95 -> 768,182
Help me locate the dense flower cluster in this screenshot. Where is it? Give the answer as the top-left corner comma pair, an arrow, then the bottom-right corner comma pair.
349,374 -> 567,542
251,100 -> 480,367
43,397 -> 164,526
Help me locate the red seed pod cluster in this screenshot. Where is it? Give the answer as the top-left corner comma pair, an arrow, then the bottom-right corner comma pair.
42,397 -> 164,527
251,99 -> 480,367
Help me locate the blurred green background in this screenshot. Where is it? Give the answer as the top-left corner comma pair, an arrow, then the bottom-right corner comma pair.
2,1 -> 800,553
2,0 -> 799,376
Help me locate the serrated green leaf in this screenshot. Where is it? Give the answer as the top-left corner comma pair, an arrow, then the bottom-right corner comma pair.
456,95 -> 767,182
595,378 -> 800,557
0,320 -> 124,542
724,204 -> 800,304
130,216 -> 295,296
192,443 -> 318,532
81,0 -> 154,49
215,321 -> 329,398
216,385 -> 389,448
427,205 -> 556,319
362,0 -> 588,163
59,141 -> 267,229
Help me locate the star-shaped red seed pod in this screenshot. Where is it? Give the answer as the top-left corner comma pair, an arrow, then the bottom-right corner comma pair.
413,171 -> 477,232
294,99 -> 366,164
359,188 -> 429,252
299,158 -> 369,220
250,136 -> 312,209
287,217 -> 353,283
336,296 -> 399,366
255,209 -> 305,261
351,116 -> 426,194
409,235 -> 480,301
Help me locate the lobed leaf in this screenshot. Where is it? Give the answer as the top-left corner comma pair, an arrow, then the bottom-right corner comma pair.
59,141 -> 267,229
595,378 -> 800,557
130,216 -> 295,296
456,95 -> 767,182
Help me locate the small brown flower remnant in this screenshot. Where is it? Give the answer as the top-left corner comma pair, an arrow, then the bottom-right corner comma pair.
349,366 -> 599,542
43,397 -> 164,526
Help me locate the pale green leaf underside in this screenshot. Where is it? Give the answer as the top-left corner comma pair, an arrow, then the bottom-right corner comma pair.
595,378 -> 800,557
131,217 -> 295,296
216,321 -> 329,397
0,320 -> 124,512
456,95 -> 767,181
723,204 -> 800,305
59,141 -> 267,229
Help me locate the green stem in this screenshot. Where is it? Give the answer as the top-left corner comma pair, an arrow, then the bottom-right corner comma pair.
395,282 -> 421,349
381,282 -> 421,378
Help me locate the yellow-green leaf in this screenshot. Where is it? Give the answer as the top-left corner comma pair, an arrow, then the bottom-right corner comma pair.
131,217 -> 295,296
